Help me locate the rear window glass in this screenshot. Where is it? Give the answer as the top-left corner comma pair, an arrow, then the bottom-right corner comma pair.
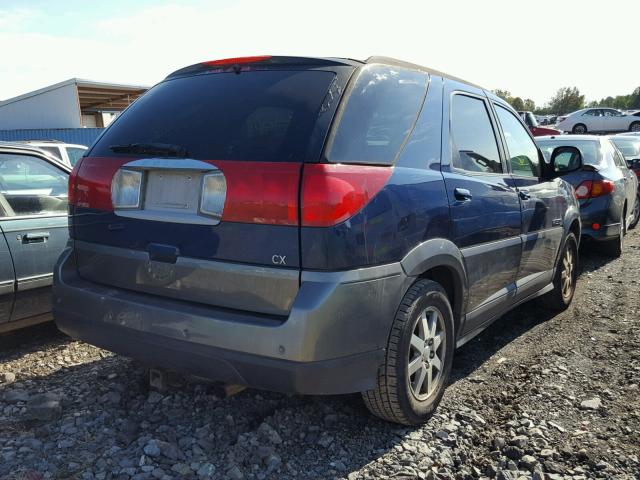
538,139 -> 602,167
90,70 -> 337,162
326,65 -> 428,165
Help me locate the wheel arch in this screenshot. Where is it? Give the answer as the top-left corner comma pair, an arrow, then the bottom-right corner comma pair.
400,238 -> 468,336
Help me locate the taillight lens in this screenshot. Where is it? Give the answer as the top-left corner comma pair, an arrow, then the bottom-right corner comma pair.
575,180 -> 614,200
68,158 -> 84,207
200,172 -> 227,219
301,164 -> 392,227
111,169 -> 143,209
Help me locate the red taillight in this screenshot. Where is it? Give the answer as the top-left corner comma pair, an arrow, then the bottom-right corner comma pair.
68,158 -> 84,207
214,161 -> 300,226
301,164 -> 392,227
204,56 -> 271,66
72,158 -> 391,228
574,180 -> 614,200
72,157 -> 128,210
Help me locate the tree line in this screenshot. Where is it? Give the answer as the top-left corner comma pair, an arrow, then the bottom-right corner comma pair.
493,86 -> 640,116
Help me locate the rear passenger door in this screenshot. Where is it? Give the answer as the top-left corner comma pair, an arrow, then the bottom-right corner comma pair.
0,152 -> 70,321
441,81 -> 522,334
492,103 -> 565,297
0,221 -> 15,326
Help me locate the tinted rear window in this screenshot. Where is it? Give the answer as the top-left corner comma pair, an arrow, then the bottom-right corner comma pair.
91,70 -> 337,162
325,65 -> 428,165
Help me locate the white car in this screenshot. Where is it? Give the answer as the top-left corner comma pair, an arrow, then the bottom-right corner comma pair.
556,108 -> 640,134
22,140 -> 87,167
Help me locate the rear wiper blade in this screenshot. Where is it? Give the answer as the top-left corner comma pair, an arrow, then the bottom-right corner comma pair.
109,143 -> 188,157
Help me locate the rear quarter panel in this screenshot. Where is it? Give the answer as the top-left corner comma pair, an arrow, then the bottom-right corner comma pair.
301,75 -> 449,270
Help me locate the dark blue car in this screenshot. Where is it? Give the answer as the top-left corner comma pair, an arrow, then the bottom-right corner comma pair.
538,135 -> 639,257
53,56 -> 581,425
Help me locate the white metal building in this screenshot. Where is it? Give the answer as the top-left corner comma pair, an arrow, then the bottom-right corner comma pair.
0,78 -> 148,130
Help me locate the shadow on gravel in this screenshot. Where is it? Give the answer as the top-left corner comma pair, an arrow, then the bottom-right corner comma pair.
450,245 -> 612,384
0,322 -> 69,363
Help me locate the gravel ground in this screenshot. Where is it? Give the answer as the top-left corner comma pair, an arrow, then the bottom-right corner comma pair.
0,231 -> 639,480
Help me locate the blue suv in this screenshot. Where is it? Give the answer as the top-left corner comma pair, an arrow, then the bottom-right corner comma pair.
53,56 -> 581,425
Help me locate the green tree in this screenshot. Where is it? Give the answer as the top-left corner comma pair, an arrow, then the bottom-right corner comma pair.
511,97 -> 525,111
630,87 -> 640,109
548,87 -> 585,115
493,89 -> 512,102
523,99 -> 536,112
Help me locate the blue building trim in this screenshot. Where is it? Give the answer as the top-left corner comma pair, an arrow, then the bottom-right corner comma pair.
0,128 -> 104,147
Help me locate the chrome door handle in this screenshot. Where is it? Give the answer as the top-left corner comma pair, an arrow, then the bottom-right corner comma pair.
22,232 -> 50,243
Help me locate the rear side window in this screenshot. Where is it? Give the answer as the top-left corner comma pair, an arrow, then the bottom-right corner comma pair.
0,153 -> 68,216
90,70 -> 337,162
66,147 -> 86,166
38,146 -> 62,159
494,105 -> 540,177
326,65 -> 428,165
450,94 -> 502,174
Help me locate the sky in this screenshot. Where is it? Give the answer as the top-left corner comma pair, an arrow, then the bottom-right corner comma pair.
1,0 -> 638,106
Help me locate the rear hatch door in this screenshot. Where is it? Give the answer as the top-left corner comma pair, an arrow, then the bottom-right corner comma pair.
71,61 -> 351,316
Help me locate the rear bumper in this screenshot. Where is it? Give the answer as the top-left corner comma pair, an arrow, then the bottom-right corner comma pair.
581,222 -> 620,241
53,246 -> 410,394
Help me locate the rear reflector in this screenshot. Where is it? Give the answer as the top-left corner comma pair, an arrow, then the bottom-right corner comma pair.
575,180 -> 614,200
301,164 -> 392,227
204,56 -> 271,66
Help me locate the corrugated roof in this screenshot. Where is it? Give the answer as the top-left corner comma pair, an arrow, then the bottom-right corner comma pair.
0,78 -> 149,109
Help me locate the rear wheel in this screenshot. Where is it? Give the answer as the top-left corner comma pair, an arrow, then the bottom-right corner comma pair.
542,233 -> 578,311
572,123 -> 587,134
362,279 -> 455,425
630,194 -> 640,230
630,121 -> 640,133
602,212 -> 626,257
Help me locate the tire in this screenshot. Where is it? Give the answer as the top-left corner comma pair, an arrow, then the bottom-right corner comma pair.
629,194 -> 640,230
630,121 -> 640,133
362,279 -> 455,425
572,123 -> 587,134
602,211 -> 626,258
542,233 -> 578,311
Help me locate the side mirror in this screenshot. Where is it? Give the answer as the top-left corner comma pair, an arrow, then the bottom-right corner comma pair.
550,146 -> 583,176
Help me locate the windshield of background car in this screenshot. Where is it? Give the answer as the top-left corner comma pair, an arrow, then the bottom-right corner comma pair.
90,70 -> 337,162
325,64 -> 428,165
538,139 -> 603,167
610,137 -> 640,158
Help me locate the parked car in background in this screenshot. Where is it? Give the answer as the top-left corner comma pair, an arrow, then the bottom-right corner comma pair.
54,55 -> 582,425
518,111 -> 562,136
556,108 -> 640,134
538,135 -> 639,254
610,135 -> 640,226
21,140 -> 87,167
0,143 -> 70,333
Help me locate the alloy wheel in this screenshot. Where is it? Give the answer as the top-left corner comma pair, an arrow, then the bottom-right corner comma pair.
631,123 -> 640,132
408,307 -> 446,400
560,245 -> 575,301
